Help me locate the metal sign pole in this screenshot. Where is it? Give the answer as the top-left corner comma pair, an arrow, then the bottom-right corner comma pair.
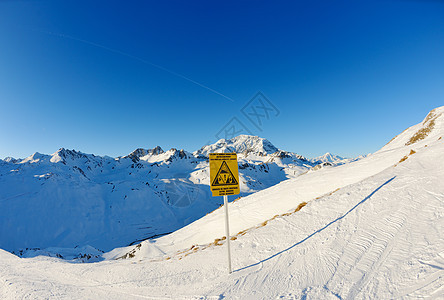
209,153 -> 238,274
224,195 -> 232,274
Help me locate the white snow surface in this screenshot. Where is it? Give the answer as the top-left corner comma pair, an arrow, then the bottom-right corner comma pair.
0,107 -> 443,299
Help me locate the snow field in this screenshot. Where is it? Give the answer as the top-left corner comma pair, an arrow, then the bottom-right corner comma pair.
0,107 -> 443,299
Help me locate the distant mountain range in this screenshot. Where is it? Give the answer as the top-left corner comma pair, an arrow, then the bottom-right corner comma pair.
0,135 -> 358,253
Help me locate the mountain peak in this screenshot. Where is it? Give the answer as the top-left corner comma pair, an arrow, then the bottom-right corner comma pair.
3,157 -> 17,163
20,152 -> 48,164
311,153 -> 345,164
381,106 -> 444,152
195,135 -> 279,157
126,146 -> 165,162
50,148 -> 89,163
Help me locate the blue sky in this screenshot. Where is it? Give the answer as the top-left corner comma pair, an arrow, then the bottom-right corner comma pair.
0,0 -> 443,159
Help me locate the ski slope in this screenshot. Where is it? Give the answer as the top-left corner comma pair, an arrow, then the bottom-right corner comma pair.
0,107 -> 443,299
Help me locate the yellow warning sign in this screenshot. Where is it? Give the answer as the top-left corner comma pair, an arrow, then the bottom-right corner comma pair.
212,161 -> 238,186
209,153 -> 240,197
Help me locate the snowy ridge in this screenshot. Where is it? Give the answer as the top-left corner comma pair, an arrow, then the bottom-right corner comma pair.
379,106 -> 444,152
311,152 -> 344,163
125,146 -> 165,162
0,135 -> 338,253
194,135 -> 279,157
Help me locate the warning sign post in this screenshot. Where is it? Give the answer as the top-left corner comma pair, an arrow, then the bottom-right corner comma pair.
209,153 -> 240,197
209,153 -> 240,274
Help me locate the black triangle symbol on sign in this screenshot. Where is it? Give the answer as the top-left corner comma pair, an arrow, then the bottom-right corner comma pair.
212,161 -> 238,186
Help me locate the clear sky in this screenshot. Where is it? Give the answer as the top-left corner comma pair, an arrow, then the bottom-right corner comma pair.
0,0 -> 443,159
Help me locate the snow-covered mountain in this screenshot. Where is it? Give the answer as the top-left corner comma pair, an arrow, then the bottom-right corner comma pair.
309,152 -> 365,170
1,107 -> 442,299
0,135 -> 346,253
194,135 -> 279,157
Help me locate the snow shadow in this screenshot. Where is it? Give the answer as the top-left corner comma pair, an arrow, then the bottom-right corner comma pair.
235,176 -> 396,273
